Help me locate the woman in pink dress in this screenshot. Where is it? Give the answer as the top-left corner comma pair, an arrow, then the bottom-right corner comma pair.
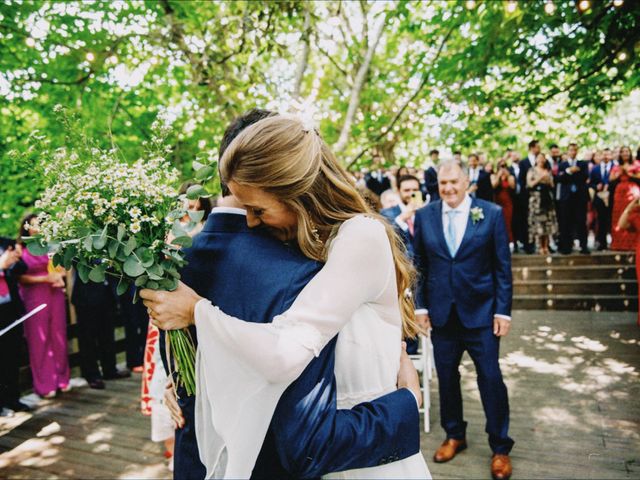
17,214 -> 70,398
610,146 -> 640,251
616,196 -> 640,327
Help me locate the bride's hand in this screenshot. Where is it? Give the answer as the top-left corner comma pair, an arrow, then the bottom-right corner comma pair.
140,281 -> 203,330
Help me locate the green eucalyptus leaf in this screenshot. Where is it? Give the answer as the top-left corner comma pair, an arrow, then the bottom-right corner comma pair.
124,256 -> 145,277
187,210 -> 204,223
195,165 -> 215,181
172,236 -> 193,248
83,235 -> 93,252
186,184 -> 209,200
135,274 -> 149,287
108,239 -> 119,258
88,264 -> 106,283
117,224 -> 126,242
62,245 -> 76,270
192,160 -> 205,171
93,226 -> 108,250
116,277 -> 129,296
26,239 -> 49,256
146,280 -> 159,290
124,237 -> 137,256
52,251 -> 63,267
77,262 -> 90,283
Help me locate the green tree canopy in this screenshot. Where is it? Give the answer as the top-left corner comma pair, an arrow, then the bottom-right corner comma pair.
1,0 -> 639,235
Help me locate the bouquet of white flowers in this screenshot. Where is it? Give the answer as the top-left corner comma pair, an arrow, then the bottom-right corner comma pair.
21,109 -> 215,395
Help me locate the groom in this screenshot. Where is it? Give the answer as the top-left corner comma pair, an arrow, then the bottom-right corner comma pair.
413,160 -> 514,480
156,109 -> 422,479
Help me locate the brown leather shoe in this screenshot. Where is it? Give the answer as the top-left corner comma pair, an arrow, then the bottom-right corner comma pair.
491,454 -> 512,480
433,438 -> 467,463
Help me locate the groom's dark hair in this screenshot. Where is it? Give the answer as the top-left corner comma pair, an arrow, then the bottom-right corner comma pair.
218,108 -> 277,196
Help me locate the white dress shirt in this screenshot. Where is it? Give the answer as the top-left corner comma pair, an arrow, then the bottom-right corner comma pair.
416,194 -> 511,321
442,194 -> 472,252
211,206 -> 246,216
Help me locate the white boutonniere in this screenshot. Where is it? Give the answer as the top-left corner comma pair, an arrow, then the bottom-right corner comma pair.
470,206 -> 484,224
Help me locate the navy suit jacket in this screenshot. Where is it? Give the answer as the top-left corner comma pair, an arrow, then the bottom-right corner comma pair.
412,199 -> 512,329
423,167 -> 440,201
589,163 -> 612,190
470,169 -> 493,202
380,205 -> 414,257
170,212 -> 419,479
365,172 -> 391,196
557,159 -> 590,202
515,158 -> 532,197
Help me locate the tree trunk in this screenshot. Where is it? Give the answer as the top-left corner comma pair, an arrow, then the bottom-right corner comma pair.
292,6 -> 311,99
333,12 -> 387,154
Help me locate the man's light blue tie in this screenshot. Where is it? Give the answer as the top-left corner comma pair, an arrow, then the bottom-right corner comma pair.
445,210 -> 458,257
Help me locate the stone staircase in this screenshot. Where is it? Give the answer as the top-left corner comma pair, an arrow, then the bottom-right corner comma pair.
512,252 -> 638,311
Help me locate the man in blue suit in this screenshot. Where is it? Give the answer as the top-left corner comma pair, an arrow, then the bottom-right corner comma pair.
380,174 -> 423,258
589,149 -> 613,251
162,110 -> 422,479
413,160 -> 514,480
557,142 -> 590,255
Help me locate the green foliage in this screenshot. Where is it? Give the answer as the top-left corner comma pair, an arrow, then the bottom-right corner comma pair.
2,0 -> 640,235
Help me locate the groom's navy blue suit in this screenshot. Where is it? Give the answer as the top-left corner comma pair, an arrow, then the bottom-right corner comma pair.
413,198 -> 514,454
166,210 -> 419,479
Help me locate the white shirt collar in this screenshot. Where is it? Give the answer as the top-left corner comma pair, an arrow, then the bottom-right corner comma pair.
211,207 -> 246,216
442,194 -> 472,214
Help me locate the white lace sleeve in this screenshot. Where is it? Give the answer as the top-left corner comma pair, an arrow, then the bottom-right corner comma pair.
194,216 -> 395,478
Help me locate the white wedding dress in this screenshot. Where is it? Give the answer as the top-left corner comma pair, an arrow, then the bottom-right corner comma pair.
194,215 -> 430,479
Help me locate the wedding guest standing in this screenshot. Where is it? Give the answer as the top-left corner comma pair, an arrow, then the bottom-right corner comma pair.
589,149 -> 613,250
364,153 -> 392,196
380,175 -> 424,258
527,153 -> 558,256
423,149 -> 441,201
17,214 -> 70,398
413,161 -> 514,480
616,196 -> 640,326
71,273 -> 130,389
0,239 -> 31,415
491,159 -> 516,244
557,143 -> 590,254
467,153 -> 493,201
610,146 -> 640,251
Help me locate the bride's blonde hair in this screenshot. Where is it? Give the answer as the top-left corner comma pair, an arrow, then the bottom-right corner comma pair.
219,115 -> 420,338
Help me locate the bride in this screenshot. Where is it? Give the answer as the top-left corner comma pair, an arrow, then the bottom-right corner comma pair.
141,115 -> 431,479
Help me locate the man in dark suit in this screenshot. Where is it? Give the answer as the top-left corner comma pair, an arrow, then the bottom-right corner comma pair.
0,239 -> 31,415
364,154 -> 392,196
467,153 -> 493,201
589,149 -> 613,250
380,174 -> 422,258
413,161 -> 514,480
71,273 -> 131,389
159,110 -> 421,479
423,149 -> 440,201
557,142 -> 591,254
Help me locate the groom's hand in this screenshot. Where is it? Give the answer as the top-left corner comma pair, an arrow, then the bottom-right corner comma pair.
493,316 -> 511,337
416,313 -> 431,334
397,342 -> 422,408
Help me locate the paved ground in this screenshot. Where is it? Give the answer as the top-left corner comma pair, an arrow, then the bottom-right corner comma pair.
424,310 -> 640,479
0,310 -> 638,479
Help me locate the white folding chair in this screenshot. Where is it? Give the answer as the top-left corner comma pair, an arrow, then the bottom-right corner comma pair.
410,334 -> 435,433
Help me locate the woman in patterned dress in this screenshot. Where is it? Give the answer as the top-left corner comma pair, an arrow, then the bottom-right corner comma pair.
527,153 -> 558,255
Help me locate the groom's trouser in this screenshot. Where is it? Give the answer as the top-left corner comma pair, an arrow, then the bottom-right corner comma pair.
431,307 -> 514,455
174,389 -> 207,480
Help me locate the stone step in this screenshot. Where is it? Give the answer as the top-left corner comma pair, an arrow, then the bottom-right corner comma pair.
512,252 -> 635,267
513,264 -> 636,281
513,294 -> 638,311
514,279 -> 637,295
